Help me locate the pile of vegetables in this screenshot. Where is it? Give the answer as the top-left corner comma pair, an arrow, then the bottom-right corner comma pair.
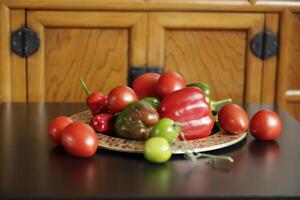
48,72 -> 282,163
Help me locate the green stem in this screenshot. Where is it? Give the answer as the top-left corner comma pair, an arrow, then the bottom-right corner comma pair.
197,153 -> 234,163
173,124 -> 181,133
179,129 -> 234,163
211,98 -> 232,110
80,79 -> 91,96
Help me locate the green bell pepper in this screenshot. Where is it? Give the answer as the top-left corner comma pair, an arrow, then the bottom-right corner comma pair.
187,82 -> 232,112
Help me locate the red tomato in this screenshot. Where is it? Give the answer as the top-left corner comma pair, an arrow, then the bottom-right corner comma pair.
132,73 -> 161,98
250,109 -> 282,141
218,104 -> 249,135
61,122 -> 98,158
156,72 -> 186,99
107,86 -> 138,113
48,116 -> 73,145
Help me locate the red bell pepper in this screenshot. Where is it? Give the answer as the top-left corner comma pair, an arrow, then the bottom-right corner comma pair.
159,87 -> 214,140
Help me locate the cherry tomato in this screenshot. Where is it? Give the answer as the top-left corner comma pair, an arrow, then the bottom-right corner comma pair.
132,73 -> 161,98
144,137 -> 172,163
250,109 -> 282,141
61,122 -> 98,158
48,116 -> 73,145
150,118 -> 179,144
218,104 -> 249,135
107,86 -> 138,113
156,72 -> 186,99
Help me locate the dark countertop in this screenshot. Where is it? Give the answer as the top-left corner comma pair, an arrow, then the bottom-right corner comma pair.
0,103 -> 299,200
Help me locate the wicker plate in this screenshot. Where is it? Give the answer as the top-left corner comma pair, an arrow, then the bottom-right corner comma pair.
70,110 -> 247,154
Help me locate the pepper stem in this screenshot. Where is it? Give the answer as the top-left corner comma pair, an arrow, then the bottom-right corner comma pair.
80,79 -> 91,96
211,98 -> 232,110
173,123 -> 181,133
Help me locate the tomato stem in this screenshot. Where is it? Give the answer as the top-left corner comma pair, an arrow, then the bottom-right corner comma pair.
80,79 -> 91,96
179,131 -> 234,163
196,153 -> 234,163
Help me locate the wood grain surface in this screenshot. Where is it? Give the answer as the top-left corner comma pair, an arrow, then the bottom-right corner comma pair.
44,28 -> 128,102
27,11 -> 147,102
285,13 -> 300,121
148,12 -> 264,104
10,10 -> 26,102
3,0 -> 300,12
164,30 -> 246,102
261,13 -> 279,103
276,10 -> 300,122
0,4 -> 11,102
276,9 -> 291,112
285,102 -> 300,120
288,14 -> 300,91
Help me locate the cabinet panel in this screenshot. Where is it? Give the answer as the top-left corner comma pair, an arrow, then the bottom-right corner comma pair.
27,11 -> 147,102
286,21 -> 300,121
148,13 -> 265,104
164,30 -> 246,102
44,28 -> 128,102
287,14 -> 300,91
277,11 -> 300,121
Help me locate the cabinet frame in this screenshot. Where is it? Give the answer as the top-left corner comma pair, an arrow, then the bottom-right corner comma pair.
27,11 -> 147,102
0,4 -> 26,102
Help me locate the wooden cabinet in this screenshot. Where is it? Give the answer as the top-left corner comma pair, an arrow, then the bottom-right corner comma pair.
0,8 -> 147,102
27,11 -> 146,102
148,12 -> 265,104
276,10 -> 300,121
1,1 -> 300,121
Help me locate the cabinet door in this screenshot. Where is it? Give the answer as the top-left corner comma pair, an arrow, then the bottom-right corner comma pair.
148,13 -> 265,104
27,11 -> 146,102
277,11 -> 300,122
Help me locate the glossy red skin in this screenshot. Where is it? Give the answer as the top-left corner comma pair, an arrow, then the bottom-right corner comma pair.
90,113 -> 114,135
107,86 -> 138,113
48,116 -> 73,145
61,122 -> 98,158
156,72 -> 186,99
132,73 -> 161,98
159,87 -> 214,140
87,92 -> 107,115
250,109 -> 282,141
218,104 -> 249,135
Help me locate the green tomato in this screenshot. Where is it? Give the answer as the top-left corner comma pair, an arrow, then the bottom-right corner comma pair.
144,137 -> 172,163
150,118 -> 179,144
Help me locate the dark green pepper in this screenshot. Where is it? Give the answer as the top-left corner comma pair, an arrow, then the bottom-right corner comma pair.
115,100 -> 159,141
187,82 -> 232,112
140,97 -> 160,110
